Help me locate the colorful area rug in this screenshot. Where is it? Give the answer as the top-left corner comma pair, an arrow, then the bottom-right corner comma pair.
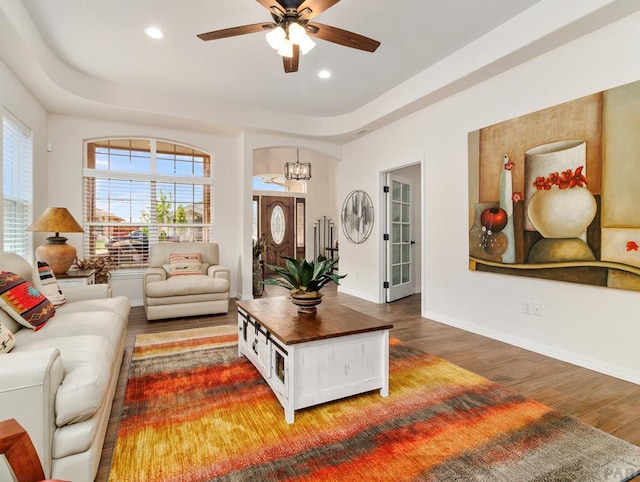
109,325 -> 640,481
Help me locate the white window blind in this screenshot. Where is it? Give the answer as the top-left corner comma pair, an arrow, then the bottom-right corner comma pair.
83,139 -> 213,268
2,111 -> 33,260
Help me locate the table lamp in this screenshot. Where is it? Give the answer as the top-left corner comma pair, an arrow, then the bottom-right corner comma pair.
26,207 -> 84,274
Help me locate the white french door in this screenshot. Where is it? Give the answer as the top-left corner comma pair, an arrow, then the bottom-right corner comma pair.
385,173 -> 414,302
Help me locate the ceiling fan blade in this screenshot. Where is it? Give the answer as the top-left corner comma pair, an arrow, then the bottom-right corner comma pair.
283,44 -> 300,73
307,22 -> 380,52
197,22 -> 273,41
297,0 -> 340,19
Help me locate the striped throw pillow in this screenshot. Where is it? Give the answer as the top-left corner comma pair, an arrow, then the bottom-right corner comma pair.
37,261 -> 66,307
168,253 -> 204,276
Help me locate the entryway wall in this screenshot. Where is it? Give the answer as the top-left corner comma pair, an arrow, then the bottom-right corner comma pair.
253,147 -> 339,261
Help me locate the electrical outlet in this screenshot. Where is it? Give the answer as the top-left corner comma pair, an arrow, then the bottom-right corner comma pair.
533,302 -> 543,316
522,300 -> 533,315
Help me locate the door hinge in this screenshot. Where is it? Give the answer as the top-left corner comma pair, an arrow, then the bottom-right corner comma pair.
383,185 -> 389,193
383,233 -> 389,241
383,281 -> 390,289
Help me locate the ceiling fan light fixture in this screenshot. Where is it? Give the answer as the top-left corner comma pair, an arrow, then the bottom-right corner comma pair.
277,38 -> 294,58
266,26 -> 285,50
288,22 -> 315,55
288,22 -> 306,44
298,35 -> 316,55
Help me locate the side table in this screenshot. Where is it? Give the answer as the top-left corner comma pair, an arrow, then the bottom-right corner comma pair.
56,269 -> 97,288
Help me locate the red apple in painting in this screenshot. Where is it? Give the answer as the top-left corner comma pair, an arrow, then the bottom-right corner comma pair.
480,207 -> 508,233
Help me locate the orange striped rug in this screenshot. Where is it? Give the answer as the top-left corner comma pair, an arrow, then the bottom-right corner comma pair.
109,325 -> 640,481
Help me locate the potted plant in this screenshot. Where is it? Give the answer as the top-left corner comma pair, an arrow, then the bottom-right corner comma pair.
262,255 -> 346,313
73,255 -> 116,284
252,235 -> 273,297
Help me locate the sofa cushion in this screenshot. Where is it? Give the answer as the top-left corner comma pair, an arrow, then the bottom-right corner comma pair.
168,253 -> 204,276
0,322 -> 15,353
12,334 -> 116,426
146,275 -> 230,297
16,310 -> 127,353
55,296 -> 130,321
0,271 -> 55,331
37,261 -> 66,307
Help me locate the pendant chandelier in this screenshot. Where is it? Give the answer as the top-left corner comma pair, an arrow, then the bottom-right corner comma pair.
284,149 -> 311,181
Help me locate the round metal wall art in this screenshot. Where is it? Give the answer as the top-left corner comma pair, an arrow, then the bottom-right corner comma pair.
341,190 -> 374,244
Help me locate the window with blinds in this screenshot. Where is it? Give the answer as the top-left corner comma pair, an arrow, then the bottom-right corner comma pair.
2,111 -> 33,260
84,139 -> 213,268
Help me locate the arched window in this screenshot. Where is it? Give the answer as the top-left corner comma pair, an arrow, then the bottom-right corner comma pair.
83,138 -> 212,267
252,174 -> 306,193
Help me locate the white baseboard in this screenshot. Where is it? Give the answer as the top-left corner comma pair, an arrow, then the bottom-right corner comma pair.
337,286 -> 379,303
423,309 -> 640,386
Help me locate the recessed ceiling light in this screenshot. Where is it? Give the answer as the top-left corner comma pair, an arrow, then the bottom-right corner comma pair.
318,70 -> 331,79
144,26 -> 164,39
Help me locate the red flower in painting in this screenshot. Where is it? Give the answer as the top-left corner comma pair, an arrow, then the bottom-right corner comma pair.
626,241 -> 639,252
533,165 -> 589,191
504,159 -> 515,171
512,192 -> 523,203
533,176 -> 547,190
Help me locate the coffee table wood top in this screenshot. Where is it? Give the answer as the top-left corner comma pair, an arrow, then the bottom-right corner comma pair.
236,297 -> 393,345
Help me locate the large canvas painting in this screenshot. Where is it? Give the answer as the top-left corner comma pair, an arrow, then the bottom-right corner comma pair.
468,79 -> 640,292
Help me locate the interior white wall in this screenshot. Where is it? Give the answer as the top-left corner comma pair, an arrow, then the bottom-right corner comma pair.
46,115 -> 242,305
0,57 -> 49,258
339,11 -> 640,383
239,133 -> 341,299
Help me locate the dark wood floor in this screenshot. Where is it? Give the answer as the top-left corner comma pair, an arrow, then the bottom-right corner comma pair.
96,285 -> 640,481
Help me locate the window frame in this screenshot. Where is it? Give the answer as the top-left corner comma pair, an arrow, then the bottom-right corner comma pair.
83,138 -> 213,268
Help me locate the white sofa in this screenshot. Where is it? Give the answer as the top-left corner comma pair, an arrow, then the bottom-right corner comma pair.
0,251 -> 130,482
143,242 -> 230,321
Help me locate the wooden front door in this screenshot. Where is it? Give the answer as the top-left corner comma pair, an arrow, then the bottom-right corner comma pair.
261,196 -> 295,273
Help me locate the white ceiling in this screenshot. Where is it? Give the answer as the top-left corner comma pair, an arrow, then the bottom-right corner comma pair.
1,0 -> 639,142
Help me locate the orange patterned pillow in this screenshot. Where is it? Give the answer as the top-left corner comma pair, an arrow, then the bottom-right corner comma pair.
0,271 -> 55,331
168,253 -> 204,276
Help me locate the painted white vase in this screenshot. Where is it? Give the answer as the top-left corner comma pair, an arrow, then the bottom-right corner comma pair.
524,140 -> 587,232
527,186 -> 597,238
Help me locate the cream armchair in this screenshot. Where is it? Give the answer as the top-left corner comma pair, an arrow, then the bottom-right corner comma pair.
143,242 -> 230,321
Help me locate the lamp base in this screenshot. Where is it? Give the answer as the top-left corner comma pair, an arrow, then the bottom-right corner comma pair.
36,242 -> 77,275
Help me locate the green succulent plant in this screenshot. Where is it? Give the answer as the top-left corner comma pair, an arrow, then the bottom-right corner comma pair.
262,255 -> 346,295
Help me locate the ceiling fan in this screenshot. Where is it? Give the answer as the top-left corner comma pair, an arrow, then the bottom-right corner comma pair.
197,0 -> 380,73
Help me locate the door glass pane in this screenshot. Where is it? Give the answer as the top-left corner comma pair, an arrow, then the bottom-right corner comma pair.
402,204 -> 410,223
402,244 -> 410,263
252,199 -> 258,242
392,181 -> 401,202
402,224 -> 410,242
392,223 -> 401,243
392,202 -> 401,222
402,183 -> 410,203
271,205 -> 286,244
296,201 -> 305,248
392,265 -> 401,285
402,264 -> 410,283
393,245 -> 401,264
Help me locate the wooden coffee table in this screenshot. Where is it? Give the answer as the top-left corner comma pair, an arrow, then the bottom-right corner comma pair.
236,297 -> 393,424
